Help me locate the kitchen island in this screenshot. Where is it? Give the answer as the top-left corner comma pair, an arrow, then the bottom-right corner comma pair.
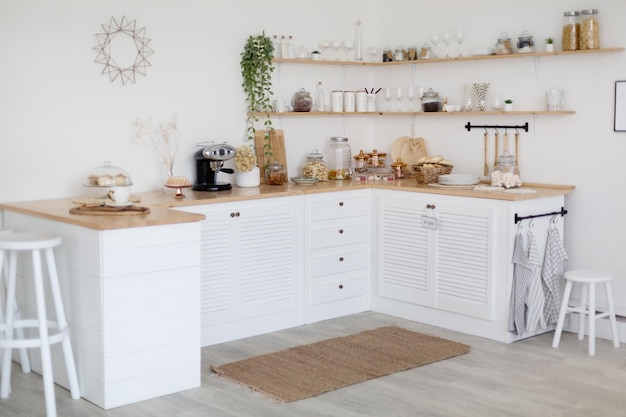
0,179 -> 573,409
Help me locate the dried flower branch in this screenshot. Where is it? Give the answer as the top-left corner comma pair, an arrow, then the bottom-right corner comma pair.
234,145 -> 257,172
132,114 -> 180,177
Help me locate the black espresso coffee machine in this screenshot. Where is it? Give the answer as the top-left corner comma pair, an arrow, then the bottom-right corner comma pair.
193,142 -> 236,191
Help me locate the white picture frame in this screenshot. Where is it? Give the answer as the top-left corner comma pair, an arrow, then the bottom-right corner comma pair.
614,81 -> 626,131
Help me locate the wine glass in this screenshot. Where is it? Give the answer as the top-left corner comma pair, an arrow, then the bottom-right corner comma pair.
441,28 -> 452,58
395,87 -> 404,111
406,86 -> 417,111
454,27 -> 466,57
430,29 -> 440,58
367,46 -> 381,62
319,41 -> 331,60
332,40 -> 342,60
344,40 -> 355,61
383,87 -> 393,111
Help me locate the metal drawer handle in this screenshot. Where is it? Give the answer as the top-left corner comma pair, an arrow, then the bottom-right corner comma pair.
338,284 -> 344,289
339,202 -> 344,207
339,229 -> 344,234
426,204 -> 436,209
339,257 -> 344,262
230,212 -> 241,217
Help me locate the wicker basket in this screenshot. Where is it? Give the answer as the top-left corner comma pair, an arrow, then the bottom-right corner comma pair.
413,164 -> 453,184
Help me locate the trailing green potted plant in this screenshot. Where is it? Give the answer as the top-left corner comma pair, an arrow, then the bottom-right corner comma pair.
240,32 -> 275,168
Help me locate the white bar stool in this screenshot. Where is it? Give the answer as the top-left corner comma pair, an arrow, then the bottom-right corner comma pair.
552,270 -> 620,356
0,232 -> 80,417
0,228 -> 30,374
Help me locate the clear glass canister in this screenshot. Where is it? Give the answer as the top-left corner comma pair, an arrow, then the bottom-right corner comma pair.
580,9 -> 600,50
265,160 -> 287,185
327,137 -> 352,179
517,30 -> 534,53
301,149 -> 329,181
495,31 -> 512,55
491,152 -> 521,188
562,11 -> 580,51
421,88 -> 442,112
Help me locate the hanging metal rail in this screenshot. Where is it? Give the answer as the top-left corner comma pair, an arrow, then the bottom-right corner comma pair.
465,122 -> 529,132
514,207 -> 568,224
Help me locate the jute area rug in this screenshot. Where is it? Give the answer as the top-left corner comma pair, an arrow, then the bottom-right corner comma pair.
211,326 -> 470,402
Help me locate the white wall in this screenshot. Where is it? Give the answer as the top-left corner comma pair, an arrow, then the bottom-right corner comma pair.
2,0 -> 626,311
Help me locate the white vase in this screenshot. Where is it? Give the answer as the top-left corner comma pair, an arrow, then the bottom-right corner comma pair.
235,166 -> 261,187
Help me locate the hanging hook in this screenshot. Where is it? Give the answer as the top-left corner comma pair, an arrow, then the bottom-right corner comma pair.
529,218 -> 534,229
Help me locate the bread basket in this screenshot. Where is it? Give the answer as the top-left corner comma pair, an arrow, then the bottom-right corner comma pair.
412,164 -> 453,184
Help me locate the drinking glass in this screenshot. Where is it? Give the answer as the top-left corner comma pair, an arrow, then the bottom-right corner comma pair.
441,28 -> 452,57
406,86 -> 417,111
319,41 -> 331,60
454,27 -> 466,57
367,46 -> 381,62
430,29 -> 440,58
395,87 -> 404,111
384,87 -> 393,111
332,40 -> 342,60
344,40 -> 355,61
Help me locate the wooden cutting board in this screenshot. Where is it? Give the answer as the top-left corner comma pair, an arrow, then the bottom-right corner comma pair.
254,129 -> 288,184
69,205 -> 150,215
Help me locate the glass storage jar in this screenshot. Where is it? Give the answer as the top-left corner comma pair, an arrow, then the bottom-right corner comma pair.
421,88 -> 442,112
353,149 -> 369,173
491,151 -> 521,188
265,160 -> 287,185
292,88 -> 313,112
562,11 -> 580,51
495,31 -> 512,55
327,136 -> 352,179
301,149 -> 329,181
580,9 -> 600,50
516,30 -> 534,53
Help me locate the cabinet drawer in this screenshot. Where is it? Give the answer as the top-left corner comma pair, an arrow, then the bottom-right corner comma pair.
310,223 -> 369,249
310,249 -> 368,277
310,277 -> 368,306
309,196 -> 369,221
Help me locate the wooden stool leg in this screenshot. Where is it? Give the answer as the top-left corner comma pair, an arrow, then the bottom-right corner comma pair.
605,281 -> 620,349
553,280 -> 573,348
577,283 -> 588,341
32,249 -> 57,417
45,248 -> 80,399
0,250 -> 18,398
588,282 -> 596,356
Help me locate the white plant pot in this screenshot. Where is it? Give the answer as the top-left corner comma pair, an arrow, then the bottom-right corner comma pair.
504,103 -> 513,112
546,44 -> 555,52
235,166 -> 260,187
311,53 -> 321,61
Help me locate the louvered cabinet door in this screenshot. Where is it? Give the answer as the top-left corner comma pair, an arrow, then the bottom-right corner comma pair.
434,203 -> 494,320
378,196 -> 430,306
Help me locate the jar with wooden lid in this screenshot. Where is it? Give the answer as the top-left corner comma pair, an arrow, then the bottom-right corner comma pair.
580,9 -> 600,50
353,149 -> 369,173
562,11 -> 580,51
301,149 -> 329,181
391,158 -> 407,178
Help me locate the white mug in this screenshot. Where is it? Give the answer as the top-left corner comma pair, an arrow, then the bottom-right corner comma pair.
107,186 -> 131,204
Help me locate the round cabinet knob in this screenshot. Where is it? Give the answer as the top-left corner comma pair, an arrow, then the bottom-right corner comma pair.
236,212 -> 240,217
426,204 -> 436,209
339,229 -> 344,234
339,202 -> 344,207
339,257 -> 344,262
338,284 -> 344,289
230,212 -> 236,217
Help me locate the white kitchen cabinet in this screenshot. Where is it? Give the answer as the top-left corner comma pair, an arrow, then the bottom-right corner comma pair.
371,188 -> 566,343
304,189 -> 371,322
176,196 -> 303,345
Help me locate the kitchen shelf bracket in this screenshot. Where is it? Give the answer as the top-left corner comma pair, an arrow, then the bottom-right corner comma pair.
514,207 -> 568,224
465,122 -> 529,132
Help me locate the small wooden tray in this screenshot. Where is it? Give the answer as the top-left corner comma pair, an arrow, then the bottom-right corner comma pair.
69,205 -> 150,216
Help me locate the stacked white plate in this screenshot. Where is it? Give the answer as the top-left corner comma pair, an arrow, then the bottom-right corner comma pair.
438,174 -> 480,186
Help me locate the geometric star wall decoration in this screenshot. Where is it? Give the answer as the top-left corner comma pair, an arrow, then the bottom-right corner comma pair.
94,16 -> 153,85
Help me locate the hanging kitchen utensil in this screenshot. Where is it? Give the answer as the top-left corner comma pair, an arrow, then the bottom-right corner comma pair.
493,131 -> 499,168
515,130 -> 520,167
483,131 -> 489,176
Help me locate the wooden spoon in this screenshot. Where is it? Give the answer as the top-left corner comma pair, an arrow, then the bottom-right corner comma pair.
493,132 -> 499,168
483,131 -> 489,176
515,131 -> 520,166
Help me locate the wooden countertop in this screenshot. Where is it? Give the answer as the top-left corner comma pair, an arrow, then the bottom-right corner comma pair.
0,180 -> 574,231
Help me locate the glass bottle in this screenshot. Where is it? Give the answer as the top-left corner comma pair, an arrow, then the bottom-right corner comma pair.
562,11 -> 580,51
288,35 -> 295,59
580,9 -> 600,50
280,36 -> 289,59
301,149 -> 329,181
314,81 -> 325,111
327,137 -> 352,180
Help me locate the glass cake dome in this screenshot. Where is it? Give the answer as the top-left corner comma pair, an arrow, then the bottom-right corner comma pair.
84,161 -> 133,187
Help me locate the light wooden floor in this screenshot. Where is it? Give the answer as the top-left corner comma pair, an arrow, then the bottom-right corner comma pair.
2,311 -> 626,417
